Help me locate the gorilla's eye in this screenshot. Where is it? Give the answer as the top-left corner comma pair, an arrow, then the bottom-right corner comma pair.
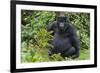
59,23 -> 64,27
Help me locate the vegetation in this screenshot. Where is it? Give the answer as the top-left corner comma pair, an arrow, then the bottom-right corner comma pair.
21,10 -> 90,63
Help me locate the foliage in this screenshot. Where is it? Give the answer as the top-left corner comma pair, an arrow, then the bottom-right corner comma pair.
21,10 -> 90,62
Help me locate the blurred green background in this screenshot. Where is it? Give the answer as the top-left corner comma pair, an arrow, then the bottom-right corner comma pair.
21,10 -> 90,63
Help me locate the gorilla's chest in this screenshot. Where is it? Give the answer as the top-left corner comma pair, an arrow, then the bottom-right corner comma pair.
52,33 -> 72,49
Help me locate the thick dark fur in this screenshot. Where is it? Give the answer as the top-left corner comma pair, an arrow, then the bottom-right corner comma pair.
47,16 -> 80,58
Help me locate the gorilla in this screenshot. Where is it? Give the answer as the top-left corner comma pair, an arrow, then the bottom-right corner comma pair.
47,16 -> 80,59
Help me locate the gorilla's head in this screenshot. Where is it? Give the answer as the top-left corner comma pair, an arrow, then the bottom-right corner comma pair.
56,16 -> 69,32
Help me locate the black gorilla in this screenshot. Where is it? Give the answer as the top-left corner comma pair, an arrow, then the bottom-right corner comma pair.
47,16 -> 80,58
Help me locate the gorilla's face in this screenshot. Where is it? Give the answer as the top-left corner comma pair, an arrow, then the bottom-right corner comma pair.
57,17 -> 69,32
58,22 -> 66,31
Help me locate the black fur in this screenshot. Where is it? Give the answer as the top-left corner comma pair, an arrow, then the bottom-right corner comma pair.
47,16 -> 80,58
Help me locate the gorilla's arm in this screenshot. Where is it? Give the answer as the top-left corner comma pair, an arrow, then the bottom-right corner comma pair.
68,25 -> 80,58
47,21 -> 57,31
47,21 -> 57,35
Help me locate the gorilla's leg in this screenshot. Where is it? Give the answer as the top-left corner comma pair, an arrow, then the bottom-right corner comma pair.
62,47 -> 76,57
48,47 -> 62,56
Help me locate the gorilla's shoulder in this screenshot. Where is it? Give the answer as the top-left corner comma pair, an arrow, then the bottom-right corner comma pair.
68,24 -> 77,34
